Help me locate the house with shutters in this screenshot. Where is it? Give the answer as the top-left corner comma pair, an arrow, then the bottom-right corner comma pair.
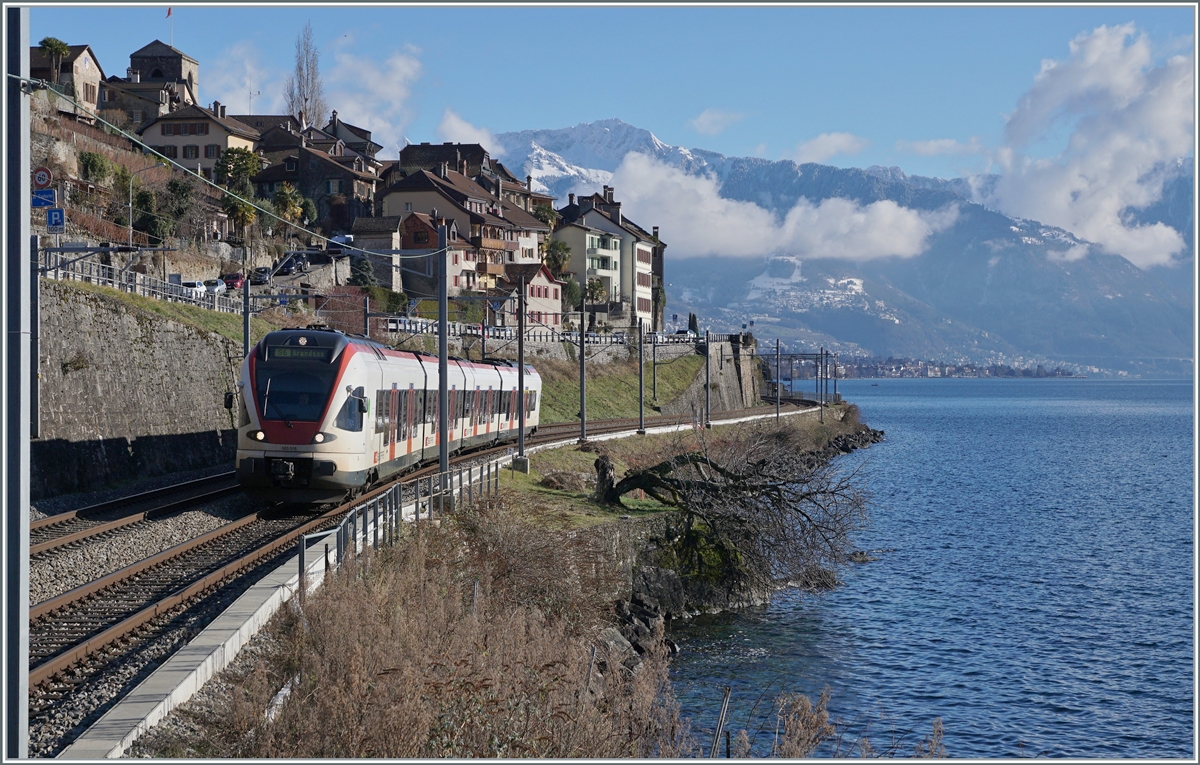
389,212 -> 477,298
553,186 -> 662,328
93,40 -> 199,130
497,263 -> 567,329
29,44 -> 106,122
240,113 -> 379,233
136,101 -> 259,179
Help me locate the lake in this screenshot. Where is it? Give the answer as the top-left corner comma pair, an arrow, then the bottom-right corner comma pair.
668,378 -> 1194,758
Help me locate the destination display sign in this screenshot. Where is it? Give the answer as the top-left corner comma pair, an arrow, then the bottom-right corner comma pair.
267,345 -> 332,362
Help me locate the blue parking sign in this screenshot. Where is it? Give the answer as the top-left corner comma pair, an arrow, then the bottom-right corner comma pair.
46,208 -> 65,233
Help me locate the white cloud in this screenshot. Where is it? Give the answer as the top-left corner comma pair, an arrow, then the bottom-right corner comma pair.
203,40 -> 286,115
436,109 -> 503,157
325,47 -> 422,160
690,108 -> 744,136
895,137 -> 985,156
790,132 -> 870,164
984,24 -> 1193,268
610,153 -> 957,261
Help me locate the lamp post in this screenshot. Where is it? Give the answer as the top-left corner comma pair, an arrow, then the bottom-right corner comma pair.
128,162 -> 166,248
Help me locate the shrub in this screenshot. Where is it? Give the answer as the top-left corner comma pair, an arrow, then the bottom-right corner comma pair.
77,151 -> 111,183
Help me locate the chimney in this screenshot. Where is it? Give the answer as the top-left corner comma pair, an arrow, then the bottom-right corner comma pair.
127,68 -> 140,83
526,174 -> 533,190
299,110 -> 307,130
652,226 -> 659,240
605,186 -> 614,204
331,109 -> 337,127
212,100 -> 220,115
568,193 -> 575,205
460,160 -> 467,175
440,162 -> 448,179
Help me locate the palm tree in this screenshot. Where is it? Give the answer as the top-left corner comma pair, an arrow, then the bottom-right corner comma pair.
38,37 -> 70,86
585,278 -> 607,304
544,239 -> 571,276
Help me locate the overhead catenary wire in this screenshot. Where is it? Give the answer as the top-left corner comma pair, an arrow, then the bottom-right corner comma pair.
12,73 -> 448,262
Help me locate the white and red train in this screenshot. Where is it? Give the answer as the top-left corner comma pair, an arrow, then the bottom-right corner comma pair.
234,326 -> 541,504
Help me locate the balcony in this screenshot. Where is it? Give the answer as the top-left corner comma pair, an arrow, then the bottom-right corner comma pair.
477,261 -> 505,275
471,236 -> 507,250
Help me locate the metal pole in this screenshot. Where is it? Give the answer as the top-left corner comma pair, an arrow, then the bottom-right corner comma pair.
637,318 -> 645,434
834,352 -> 839,403
437,225 -> 449,476
704,330 -> 711,428
579,296 -> 586,442
775,339 -> 780,422
652,341 -> 657,400
518,276 -> 525,457
6,9 -> 32,754
819,347 -> 824,424
242,274 -> 250,359
363,295 -> 369,337
30,237 -> 38,438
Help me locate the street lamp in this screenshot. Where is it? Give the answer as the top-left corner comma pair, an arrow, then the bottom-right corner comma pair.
129,162 -> 167,248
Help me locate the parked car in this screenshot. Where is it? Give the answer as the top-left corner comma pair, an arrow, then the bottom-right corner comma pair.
221,273 -> 245,290
203,278 -> 227,295
250,266 -> 272,285
276,257 -> 298,276
180,280 -> 206,299
293,254 -> 310,272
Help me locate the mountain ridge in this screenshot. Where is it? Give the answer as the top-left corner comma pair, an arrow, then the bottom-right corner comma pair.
494,119 -> 1194,375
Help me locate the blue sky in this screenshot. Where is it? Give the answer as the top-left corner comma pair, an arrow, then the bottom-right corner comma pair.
29,3 -> 1194,179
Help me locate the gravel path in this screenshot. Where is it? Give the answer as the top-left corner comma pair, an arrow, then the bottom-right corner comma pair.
30,494 -> 265,605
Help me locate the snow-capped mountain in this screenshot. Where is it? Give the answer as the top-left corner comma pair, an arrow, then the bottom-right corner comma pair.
494,120 -> 1193,375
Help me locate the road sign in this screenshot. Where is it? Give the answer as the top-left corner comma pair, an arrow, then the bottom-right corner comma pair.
33,166 -> 52,189
46,208 -> 66,234
32,189 -> 56,207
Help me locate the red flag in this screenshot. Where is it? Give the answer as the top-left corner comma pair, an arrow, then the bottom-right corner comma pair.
166,7 -> 172,17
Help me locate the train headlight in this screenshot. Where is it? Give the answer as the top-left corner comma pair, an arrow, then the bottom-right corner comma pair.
311,432 -> 336,444
251,430 -> 267,442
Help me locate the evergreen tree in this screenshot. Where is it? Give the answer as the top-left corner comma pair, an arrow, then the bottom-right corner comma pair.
688,312 -> 699,334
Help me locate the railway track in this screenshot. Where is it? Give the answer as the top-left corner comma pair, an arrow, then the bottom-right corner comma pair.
27,402 -> 811,751
29,473 -> 239,557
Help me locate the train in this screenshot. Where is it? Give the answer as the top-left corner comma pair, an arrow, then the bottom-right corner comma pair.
233,326 -> 541,504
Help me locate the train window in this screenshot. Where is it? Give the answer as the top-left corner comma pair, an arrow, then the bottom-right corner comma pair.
255,367 -> 337,423
335,387 -> 365,432
531,391 -> 538,411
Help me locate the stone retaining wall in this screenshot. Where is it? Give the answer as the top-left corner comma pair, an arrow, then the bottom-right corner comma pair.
33,280 -> 240,500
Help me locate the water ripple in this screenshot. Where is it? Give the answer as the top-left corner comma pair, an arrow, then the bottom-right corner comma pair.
669,379 -> 1194,758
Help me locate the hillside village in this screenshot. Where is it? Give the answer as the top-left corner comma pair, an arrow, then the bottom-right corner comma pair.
29,38 -> 669,334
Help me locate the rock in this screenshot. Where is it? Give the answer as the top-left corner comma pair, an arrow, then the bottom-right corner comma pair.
538,471 -> 595,492
849,550 -> 877,563
596,626 -> 636,662
633,566 -> 685,619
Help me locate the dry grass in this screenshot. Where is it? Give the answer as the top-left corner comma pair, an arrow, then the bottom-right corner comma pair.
150,500 -> 697,758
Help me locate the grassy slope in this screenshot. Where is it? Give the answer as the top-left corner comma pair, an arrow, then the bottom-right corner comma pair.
537,354 -> 707,424
54,280 -> 288,346
499,407 -> 858,529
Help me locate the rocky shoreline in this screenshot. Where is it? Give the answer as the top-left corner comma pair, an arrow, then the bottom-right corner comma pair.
610,426 -> 885,663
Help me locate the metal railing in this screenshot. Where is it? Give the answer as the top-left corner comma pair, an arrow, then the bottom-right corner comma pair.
295,458 -> 506,589
39,250 -> 243,314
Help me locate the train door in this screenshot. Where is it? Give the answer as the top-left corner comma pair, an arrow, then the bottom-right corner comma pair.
486,388 -> 494,435
449,386 -> 457,443
389,384 -> 399,464
406,383 -> 415,457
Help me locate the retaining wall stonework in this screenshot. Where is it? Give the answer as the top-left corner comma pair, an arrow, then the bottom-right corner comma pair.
33,280 -> 241,500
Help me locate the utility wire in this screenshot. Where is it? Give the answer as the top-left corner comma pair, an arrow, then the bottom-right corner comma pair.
13,73 -> 448,261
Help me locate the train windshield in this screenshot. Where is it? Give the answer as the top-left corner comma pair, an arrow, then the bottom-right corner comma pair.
255,363 -> 337,422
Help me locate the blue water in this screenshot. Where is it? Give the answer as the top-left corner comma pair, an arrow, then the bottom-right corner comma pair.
668,379 -> 1194,758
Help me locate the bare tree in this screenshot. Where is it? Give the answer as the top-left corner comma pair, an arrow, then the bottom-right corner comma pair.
284,21 -> 327,127
595,422 -> 870,591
